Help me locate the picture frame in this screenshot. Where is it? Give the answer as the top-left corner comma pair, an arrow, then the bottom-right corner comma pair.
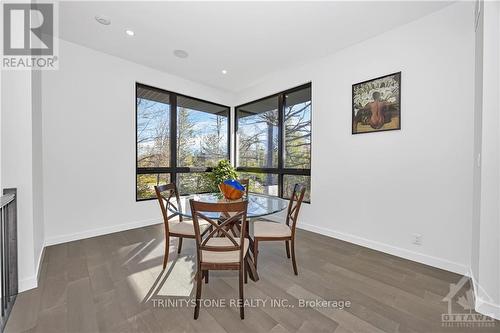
352,72 -> 401,134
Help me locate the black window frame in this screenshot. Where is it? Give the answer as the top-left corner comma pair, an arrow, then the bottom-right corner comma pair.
235,82 -> 312,203
135,82 -> 231,201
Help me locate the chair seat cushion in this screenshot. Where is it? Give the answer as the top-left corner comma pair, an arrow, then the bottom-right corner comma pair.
169,219 -> 210,236
254,221 -> 292,238
201,237 -> 249,264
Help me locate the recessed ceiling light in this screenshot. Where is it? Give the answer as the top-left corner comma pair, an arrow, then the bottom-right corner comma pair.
125,30 -> 135,36
173,49 -> 189,59
95,15 -> 111,25
221,70 -> 227,75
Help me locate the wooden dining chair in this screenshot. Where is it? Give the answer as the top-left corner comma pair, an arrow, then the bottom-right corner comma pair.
253,184 -> 306,275
190,199 -> 250,319
154,183 -> 211,269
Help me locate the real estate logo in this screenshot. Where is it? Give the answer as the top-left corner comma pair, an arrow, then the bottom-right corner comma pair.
441,276 -> 496,329
2,2 -> 58,69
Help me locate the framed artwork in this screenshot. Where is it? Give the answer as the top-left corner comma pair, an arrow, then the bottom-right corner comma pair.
352,72 -> 401,134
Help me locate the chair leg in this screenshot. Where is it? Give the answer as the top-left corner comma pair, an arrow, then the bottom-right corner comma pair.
177,237 -> 183,254
194,270 -> 202,319
239,265 -> 245,319
204,270 -> 209,284
163,235 -> 169,270
291,238 -> 298,275
253,239 -> 259,270
244,258 -> 248,284
285,240 -> 290,259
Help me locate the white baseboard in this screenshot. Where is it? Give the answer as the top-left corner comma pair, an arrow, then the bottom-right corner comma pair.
298,222 -> 468,276
19,275 -> 38,292
470,269 -> 500,320
475,297 -> 500,320
18,246 -> 46,293
36,246 -> 45,283
476,298 -> 500,320
44,218 -> 162,246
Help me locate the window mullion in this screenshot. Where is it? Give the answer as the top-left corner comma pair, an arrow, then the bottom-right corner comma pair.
229,107 -> 234,167
278,93 -> 285,198
170,93 -> 178,185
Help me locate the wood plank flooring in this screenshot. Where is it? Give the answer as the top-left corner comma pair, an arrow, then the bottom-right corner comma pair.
5,224 -> 499,333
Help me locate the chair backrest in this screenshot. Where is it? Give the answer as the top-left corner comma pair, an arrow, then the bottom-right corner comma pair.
154,183 -> 183,234
238,179 -> 250,197
190,200 -> 249,264
285,184 -> 306,234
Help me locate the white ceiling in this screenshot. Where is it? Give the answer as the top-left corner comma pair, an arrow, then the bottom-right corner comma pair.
59,1 -> 452,93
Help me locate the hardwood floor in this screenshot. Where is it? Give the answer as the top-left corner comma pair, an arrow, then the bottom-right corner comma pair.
5,224 -> 499,333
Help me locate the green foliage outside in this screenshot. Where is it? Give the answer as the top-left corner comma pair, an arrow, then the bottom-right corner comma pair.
203,159 -> 238,192
136,173 -> 169,200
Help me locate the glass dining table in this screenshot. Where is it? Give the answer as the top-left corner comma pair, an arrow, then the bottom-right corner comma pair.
171,192 -> 289,219
168,192 -> 289,282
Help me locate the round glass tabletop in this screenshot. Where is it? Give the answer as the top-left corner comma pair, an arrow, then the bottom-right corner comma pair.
170,193 -> 289,219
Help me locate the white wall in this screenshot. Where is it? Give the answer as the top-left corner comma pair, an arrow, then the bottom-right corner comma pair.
473,0 -> 500,319
0,8 -> 46,290
1,70 -> 39,291
236,2 -> 474,274
471,0 -> 483,293
32,70 -> 45,277
42,39 -> 234,245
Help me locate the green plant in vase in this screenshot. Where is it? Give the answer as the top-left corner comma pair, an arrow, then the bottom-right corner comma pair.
204,160 -> 238,195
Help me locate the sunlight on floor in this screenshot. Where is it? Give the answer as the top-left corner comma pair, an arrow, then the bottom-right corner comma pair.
123,239 -> 157,266
155,255 -> 196,297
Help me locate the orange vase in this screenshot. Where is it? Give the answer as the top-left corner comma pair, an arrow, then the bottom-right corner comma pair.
219,183 -> 244,200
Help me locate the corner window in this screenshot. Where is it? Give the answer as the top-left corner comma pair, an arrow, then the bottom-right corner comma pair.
136,83 -> 230,200
236,83 -> 311,202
